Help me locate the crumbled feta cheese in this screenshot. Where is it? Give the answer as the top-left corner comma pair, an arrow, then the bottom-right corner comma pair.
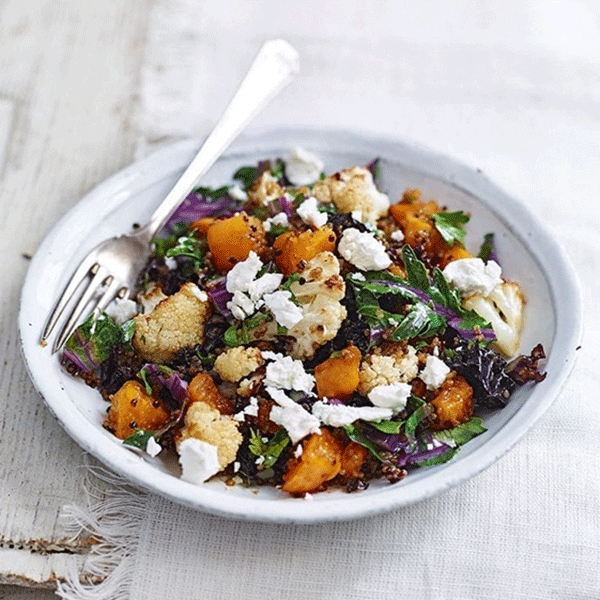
420,355 -> 451,390
145,436 -> 162,457
233,397 -> 259,422
233,461 -> 241,472
105,297 -> 137,324
391,230 -> 405,242
442,258 -> 502,297
263,211 -> 289,232
255,455 -> 265,466
267,387 -> 320,443
262,351 -> 316,394
225,252 -> 284,319
304,492 -> 314,501
248,273 -> 283,303
178,438 -> 221,484
164,256 -> 178,270
350,272 -> 366,282
338,228 -> 392,271
312,401 -> 392,427
351,210 -> 364,223
368,382 -> 412,413
227,290 -> 255,320
294,444 -> 303,458
228,183 -> 248,201
226,252 -> 263,295
297,196 -> 328,228
284,147 -> 324,186
262,291 -> 303,329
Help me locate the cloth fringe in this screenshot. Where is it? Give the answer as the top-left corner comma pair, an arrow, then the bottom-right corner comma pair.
55,460 -> 148,600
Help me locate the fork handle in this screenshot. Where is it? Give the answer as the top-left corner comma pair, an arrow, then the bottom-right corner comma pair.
142,39 -> 299,241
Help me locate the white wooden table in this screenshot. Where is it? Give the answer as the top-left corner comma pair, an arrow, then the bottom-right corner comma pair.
1,0 -> 599,597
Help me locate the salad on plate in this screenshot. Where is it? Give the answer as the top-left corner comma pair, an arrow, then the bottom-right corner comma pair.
61,146 -> 546,497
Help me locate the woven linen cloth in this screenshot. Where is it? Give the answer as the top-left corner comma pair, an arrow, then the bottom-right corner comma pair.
55,225 -> 598,600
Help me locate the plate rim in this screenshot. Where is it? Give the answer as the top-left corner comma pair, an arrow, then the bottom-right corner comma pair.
18,127 -> 582,523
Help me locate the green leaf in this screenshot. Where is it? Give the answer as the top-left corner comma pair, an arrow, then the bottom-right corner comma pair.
368,158 -> 381,183
281,273 -> 301,292
165,231 -> 204,267
224,311 -> 271,347
152,223 -> 188,259
248,429 -> 290,468
123,429 -> 156,450
270,159 -> 285,181
196,349 -> 216,368
390,303 -> 445,341
120,319 -> 136,343
343,425 -> 385,461
458,310 -> 493,333
193,185 -> 231,199
223,325 -> 240,347
267,223 -> 289,237
248,429 -> 266,456
431,268 -> 463,314
138,366 -> 153,395
404,403 -> 430,439
233,165 -> 258,191
370,419 -> 405,434
416,447 -> 459,467
263,430 -> 290,468
431,211 -> 470,247
477,233 -> 495,262
401,245 -> 430,290
64,311 -> 128,371
319,202 -> 337,214
434,417 -> 487,447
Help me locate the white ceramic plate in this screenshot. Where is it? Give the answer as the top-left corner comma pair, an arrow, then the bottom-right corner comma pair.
19,128 -> 581,523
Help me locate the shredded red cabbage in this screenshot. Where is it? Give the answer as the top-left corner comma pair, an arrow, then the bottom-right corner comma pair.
267,196 -> 295,218
164,191 -> 241,233
141,363 -> 188,408
206,277 -> 233,318
361,424 -> 452,467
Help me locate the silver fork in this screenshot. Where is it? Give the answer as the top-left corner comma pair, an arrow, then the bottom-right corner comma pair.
41,39 -> 299,352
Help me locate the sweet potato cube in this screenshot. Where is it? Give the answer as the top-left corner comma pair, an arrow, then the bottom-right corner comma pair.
430,375 -> 474,430
105,380 -> 169,440
282,429 -> 343,495
273,226 -> 336,275
207,212 -> 266,272
314,344 -> 361,400
188,372 -> 234,415
339,442 -> 368,480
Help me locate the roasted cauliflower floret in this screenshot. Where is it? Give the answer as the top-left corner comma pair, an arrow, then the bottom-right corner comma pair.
179,401 -> 242,469
214,346 -> 263,382
358,344 -> 419,395
133,283 -> 211,363
312,166 -> 390,223
287,251 -> 347,359
247,171 -> 284,206
289,250 -> 345,302
464,281 -> 525,358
